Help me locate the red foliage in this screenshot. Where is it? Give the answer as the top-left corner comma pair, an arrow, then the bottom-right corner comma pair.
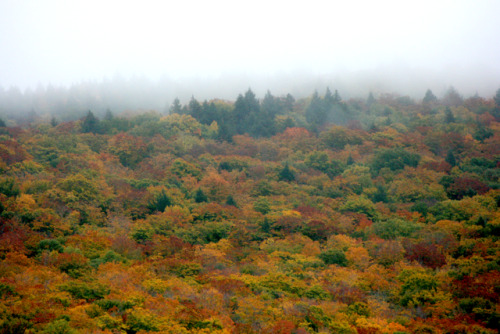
267,320 -> 296,334
326,282 -> 367,304
403,241 -> 447,269
209,278 -> 250,296
446,177 -> 490,200
422,161 -> 452,173
0,139 -> 31,165
452,271 -> 500,302
153,235 -> 193,257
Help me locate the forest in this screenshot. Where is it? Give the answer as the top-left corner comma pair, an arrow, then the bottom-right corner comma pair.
0,86 -> 499,334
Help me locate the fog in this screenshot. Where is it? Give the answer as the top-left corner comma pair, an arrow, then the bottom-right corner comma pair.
1,0 -> 500,117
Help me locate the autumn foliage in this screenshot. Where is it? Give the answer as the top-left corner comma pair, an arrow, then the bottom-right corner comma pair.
0,88 -> 499,333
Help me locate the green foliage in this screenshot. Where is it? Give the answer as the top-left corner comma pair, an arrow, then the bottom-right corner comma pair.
372,218 -> 421,240
94,299 -> 134,312
42,319 -> 76,334
36,239 -> 64,255
305,151 -> 344,178
148,190 -> 172,213
170,158 -> 201,178
371,147 -> 420,174
81,110 -> 100,134
423,89 -> 437,104
0,178 -> 20,197
320,125 -> 362,150
0,283 -> 15,298
345,302 -> 370,317
278,163 -> 295,182
319,249 -> 348,266
60,281 -> 110,301
90,250 -> 127,268
398,269 -> 440,307
254,197 -> 271,214
194,188 -> 208,203
225,195 -> 237,207
340,195 -> 379,220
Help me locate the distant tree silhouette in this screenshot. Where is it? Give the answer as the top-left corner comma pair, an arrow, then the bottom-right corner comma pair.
104,109 -> 114,120
169,97 -> 182,114
494,88 -> 500,106
367,92 -> 376,106
423,89 -> 437,104
305,90 -> 327,130
443,86 -> 463,106
444,107 -> 455,123
81,110 -> 99,133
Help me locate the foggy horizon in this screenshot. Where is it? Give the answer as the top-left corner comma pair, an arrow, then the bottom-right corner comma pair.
1,0 -> 500,103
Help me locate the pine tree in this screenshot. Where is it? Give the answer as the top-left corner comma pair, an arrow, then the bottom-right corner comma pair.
495,88 -> 500,106
445,150 -> 457,167
104,109 -> 114,120
194,188 -> 208,203
347,154 -> 355,165
423,89 -> 437,104
225,195 -> 237,207
367,92 -> 376,106
81,110 -> 99,133
170,97 -> 182,114
444,107 -> 455,123
278,163 -> 295,182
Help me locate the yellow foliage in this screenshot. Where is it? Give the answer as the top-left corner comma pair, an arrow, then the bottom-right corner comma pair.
326,234 -> 358,251
282,209 -> 302,217
346,246 -> 371,270
15,193 -> 36,210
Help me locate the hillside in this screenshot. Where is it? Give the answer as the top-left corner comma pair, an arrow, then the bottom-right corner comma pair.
0,88 -> 499,333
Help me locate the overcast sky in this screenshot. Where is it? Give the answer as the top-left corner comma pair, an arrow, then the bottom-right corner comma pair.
1,0 -> 500,96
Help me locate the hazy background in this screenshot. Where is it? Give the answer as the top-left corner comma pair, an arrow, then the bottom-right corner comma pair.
1,0 -> 500,114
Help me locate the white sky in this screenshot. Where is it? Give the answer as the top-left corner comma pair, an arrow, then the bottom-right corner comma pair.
1,0 -> 500,93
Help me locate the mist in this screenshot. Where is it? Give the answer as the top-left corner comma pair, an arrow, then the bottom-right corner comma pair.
1,0 -> 500,119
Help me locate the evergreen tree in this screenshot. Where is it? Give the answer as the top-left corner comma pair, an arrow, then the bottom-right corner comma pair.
225,195 -> 237,207
367,92 -> 376,106
148,190 -> 171,213
347,154 -> 355,165
445,150 -> 456,167
324,87 -> 334,106
278,163 -> 295,182
0,118 -> 6,127
233,89 -> 261,135
194,188 -> 208,203
169,97 -> 182,114
333,89 -> 341,103
444,107 -> 455,123
284,93 -> 295,112
494,88 -> 500,106
50,116 -> 58,127
188,97 -> 202,120
81,110 -> 100,133
104,109 -> 114,120
423,89 -> 437,104
305,91 -> 327,130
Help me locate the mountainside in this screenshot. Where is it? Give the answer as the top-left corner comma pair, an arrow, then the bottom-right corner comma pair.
0,88 -> 499,333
